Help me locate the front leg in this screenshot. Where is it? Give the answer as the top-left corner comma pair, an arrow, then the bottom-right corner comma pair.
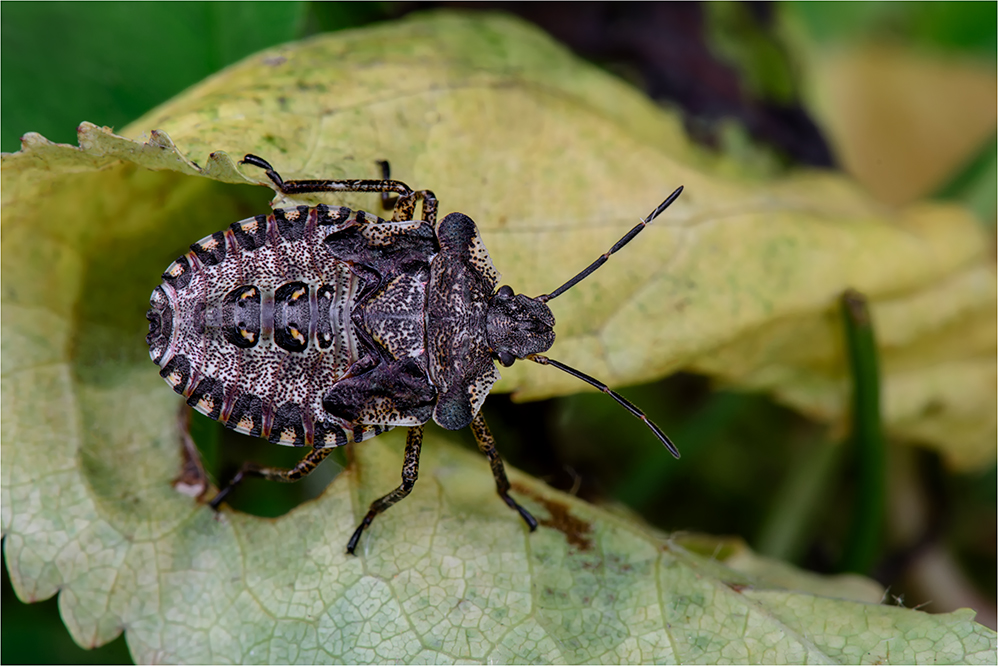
469,412 -> 538,531
346,425 -> 424,555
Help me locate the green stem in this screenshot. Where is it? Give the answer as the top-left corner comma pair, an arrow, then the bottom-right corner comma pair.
756,437 -> 844,564
838,289 -> 887,575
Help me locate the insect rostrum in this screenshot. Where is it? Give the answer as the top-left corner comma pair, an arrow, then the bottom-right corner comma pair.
146,154 -> 682,554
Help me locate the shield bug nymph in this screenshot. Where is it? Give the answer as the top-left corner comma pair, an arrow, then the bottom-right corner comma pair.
146,154 -> 682,554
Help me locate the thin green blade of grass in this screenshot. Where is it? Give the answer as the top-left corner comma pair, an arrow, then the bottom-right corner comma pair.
838,289 -> 888,575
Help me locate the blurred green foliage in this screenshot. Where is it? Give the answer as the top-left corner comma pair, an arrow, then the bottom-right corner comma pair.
1,2 -> 308,152
2,2 -> 995,663
789,1 -> 997,54
936,135 -> 998,227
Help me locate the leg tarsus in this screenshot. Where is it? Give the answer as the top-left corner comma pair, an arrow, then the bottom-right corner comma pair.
241,153 -> 276,171
346,515 -> 372,555
503,493 -> 539,531
209,480 -> 236,511
209,465 -> 257,510
345,426 -> 424,555
240,154 -> 285,190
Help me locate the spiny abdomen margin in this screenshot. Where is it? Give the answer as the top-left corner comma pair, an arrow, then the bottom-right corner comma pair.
147,205 -> 388,448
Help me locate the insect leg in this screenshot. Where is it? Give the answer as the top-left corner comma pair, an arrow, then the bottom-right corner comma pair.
376,153 -> 440,223
243,154 -> 436,224
469,412 -> 538,531
415,190 -> 438,225
346,425 -> 423,555
242,153 -> 413,202
174,403 -> 209,500
376,160 -> 396,211
209,446 -> 334,510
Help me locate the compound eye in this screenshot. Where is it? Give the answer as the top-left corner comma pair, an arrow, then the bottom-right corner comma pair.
497,350 -> 516,367
496,285 -> 514,299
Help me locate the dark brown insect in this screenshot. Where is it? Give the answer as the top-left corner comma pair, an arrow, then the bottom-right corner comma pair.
146,154 -> 682,554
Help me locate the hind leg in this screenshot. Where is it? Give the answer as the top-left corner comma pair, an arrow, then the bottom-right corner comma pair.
209,446 -> 334,509
345,425 -> 424,555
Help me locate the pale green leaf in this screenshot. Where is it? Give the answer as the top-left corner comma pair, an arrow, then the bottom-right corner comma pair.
2,11 -> 994,664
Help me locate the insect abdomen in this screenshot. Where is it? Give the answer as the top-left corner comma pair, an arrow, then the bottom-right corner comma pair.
148,205 -> 371,448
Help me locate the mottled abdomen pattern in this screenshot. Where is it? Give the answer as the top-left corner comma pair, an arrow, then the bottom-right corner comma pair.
146,204 -> 429,448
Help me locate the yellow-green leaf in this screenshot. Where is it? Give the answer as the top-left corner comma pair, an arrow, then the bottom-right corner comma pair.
2,11 -> 994,664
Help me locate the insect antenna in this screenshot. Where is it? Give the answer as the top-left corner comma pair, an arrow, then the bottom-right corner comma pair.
529,354 -> 680,458
537,186 -> 683,303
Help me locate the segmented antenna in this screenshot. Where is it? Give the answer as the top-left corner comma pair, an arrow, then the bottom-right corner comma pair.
530,354 -> 680,458
532,186 -> 684,457
538,186 -> 683,303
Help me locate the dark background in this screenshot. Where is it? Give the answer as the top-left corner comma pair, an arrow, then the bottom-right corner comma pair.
2,3 -> 995,663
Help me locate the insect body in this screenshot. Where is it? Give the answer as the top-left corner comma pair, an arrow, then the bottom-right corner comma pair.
146,155 -> 682,554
